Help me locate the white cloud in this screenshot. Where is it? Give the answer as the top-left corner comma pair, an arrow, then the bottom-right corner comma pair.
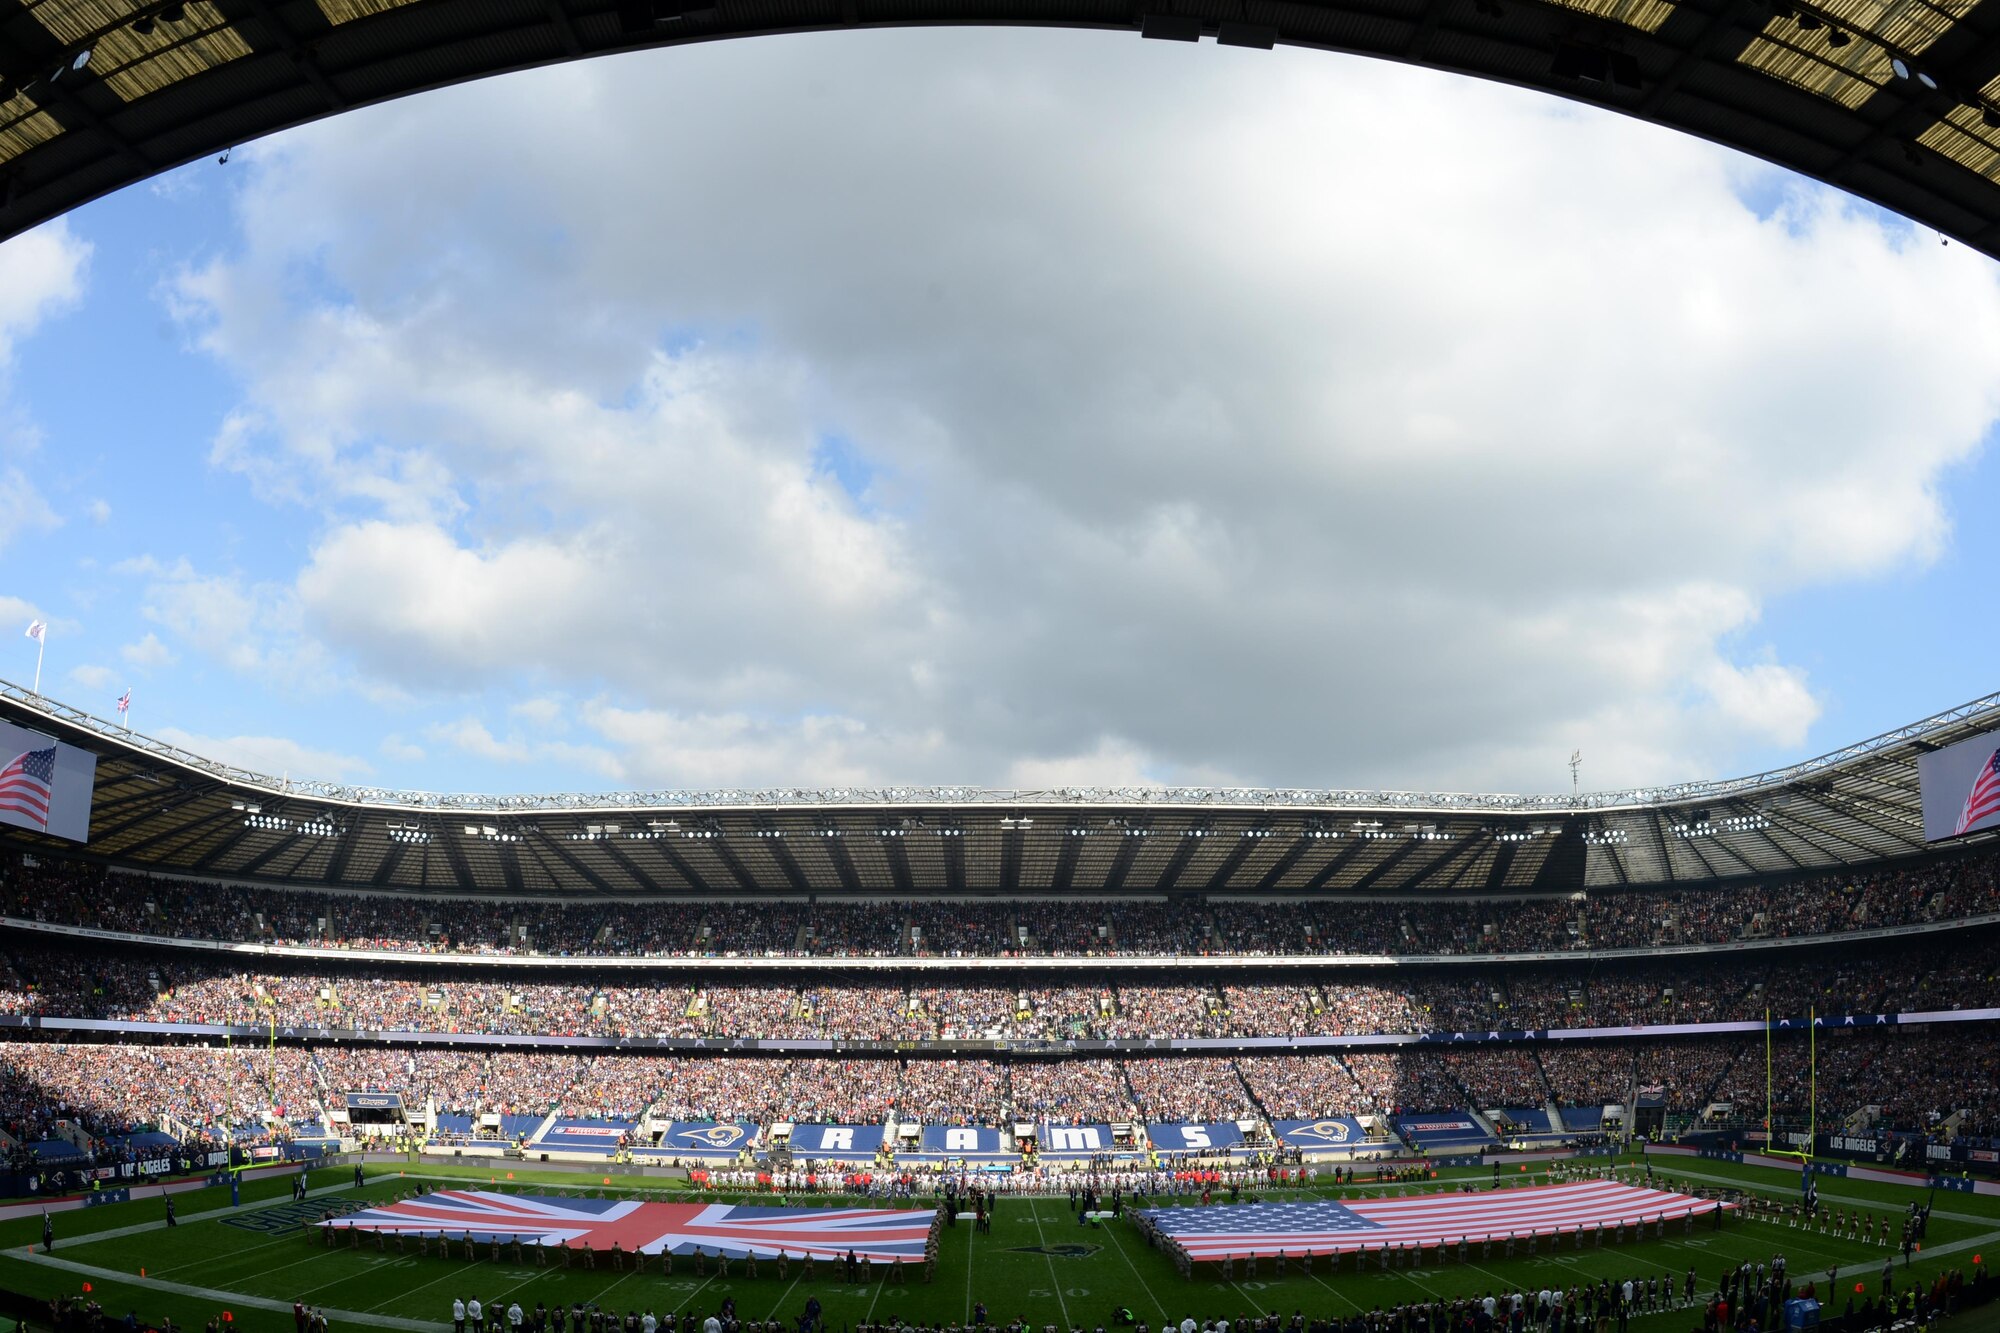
120,632 -> 177,670
167,32 -> 2000,791
424,714 -> 621,782
68,663 -> 117,692
86,499 -> 110,524
152,725 -> 372,782
0,222 -> 90,558
0,467 -> 59,554
120,555 -> 329,686
0,222 -> 88,367
379,733 -> 426,763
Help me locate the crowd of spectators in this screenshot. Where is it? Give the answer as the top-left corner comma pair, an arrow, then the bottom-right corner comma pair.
896,1059 -> 1007,1125
9,842 -> 1998,959
1435,1046 -> 1549,1108
1,937 -> 1994,1042
0,1043 -> 319,1147
1235,1054 -> 1371,1120
1124,1056 -> 1252,1122
1008,1061 -> 1138,1124
0,1034 -> 1993,1149
1539,1044 -> 1636,1108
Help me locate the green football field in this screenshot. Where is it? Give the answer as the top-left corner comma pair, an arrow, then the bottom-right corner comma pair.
3,1154 -> 1995,1333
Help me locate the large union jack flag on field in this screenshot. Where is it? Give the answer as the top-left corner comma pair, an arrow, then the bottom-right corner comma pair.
1142,1180 -> 1727,1260
321,1190 -> 932,1261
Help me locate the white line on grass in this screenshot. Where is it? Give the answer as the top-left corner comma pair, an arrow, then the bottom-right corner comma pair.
150,1229 -> 307,1278
220,1244 -> 365,1293
11,1248 -> 444,1332
1027,1197 -> 1073,1329
670,1277 -> 716,1314
579,1264 -> 642,1312
766,1271 -> 804,1323
1097,1213 -> 1171,1325
361,1259 -> 477,1314
963,1220 -> 976,1324
861,1276 -> 887,1325
1300,1266 -> 1363,1314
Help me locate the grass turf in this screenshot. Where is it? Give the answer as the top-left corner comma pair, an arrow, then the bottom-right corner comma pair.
2,1155 -> 1993,1333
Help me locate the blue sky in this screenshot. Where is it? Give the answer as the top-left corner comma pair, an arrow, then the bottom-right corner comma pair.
2,30 -> 1998,798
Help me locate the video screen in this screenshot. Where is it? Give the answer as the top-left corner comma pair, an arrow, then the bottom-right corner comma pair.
1917,725 -> 2000,842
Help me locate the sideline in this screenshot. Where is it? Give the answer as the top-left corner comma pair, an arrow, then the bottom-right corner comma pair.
6,1248 -> 447,1332
1654,1167 -> 1994,1227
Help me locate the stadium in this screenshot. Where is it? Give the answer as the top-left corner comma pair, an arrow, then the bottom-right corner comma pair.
6,2 -> 2000,1333
0,679 -> 1997,1333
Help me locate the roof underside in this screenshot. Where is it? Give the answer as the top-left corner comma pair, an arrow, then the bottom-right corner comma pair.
4,0 -> 2000,256
5,684 -> 1997,896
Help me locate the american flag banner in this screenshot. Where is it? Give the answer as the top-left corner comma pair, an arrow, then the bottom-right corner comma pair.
321,1189 -> 933,1261
1142,1180 -> 1727,1260
0,747 -> 55,829
1956,748 -> 2000,836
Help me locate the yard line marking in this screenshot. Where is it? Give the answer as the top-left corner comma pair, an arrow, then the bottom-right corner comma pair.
1027,1197 -> 1073,1329
361,1258 -> 473,1313
861,1275 -> 887,1324
1301,1265 -> 1364,1313
766,1271 -> 804,1323
669,1276 -> 716,1314
962,1218 -> 975,1324
1099,1215 -> 1171,1324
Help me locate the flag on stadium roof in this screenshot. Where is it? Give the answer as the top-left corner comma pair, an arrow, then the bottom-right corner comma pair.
320,1189 -> 932,1260
1141,1180 -> 1725,1259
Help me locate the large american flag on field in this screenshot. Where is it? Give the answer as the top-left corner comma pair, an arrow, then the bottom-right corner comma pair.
0,747 -> 55,829
1142,1180 -> 1726,1260
321,1189 -> 931,1261
1956,748 -> 2000,836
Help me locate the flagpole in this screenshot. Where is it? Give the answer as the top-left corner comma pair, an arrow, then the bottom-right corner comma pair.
31,630 -> 43,695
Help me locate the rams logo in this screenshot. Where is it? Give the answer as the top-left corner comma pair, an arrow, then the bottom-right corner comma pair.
679,1124 -> 748,1148
1294,1120 -> 1352,1143
1009,1245 -> 1101,1259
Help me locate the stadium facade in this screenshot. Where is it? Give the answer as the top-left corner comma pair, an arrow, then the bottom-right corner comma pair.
2,681 -> 1996,897
0,683 -> 1996,1199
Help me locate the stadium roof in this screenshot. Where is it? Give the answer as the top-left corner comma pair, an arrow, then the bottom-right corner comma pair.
4,0 -> 2000,259
4,676 -> 1997,896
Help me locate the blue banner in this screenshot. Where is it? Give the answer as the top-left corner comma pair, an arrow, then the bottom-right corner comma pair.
1147,1122 -> 1245,1152
656,1121 -> 757,1157
344,1092 -> 404,1110
787,1124 -> 886,1156
1272,1117 -> 1369,1149
1035,1123 -> 1119,1155
535,1119 -> 635,1152
915,1125 -> 1007,1155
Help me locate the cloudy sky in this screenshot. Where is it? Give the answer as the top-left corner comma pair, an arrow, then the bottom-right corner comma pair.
3,28 -> 1999,798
